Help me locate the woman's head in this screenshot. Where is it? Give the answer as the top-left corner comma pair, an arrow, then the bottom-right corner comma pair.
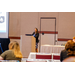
9,41 -> 19,49
35,28 -> 38,33
65,40 -> 75,56
9,41 -> 13,50
9,41 -> 23,58
73,36 -> 75,42
65,40 -> 73,50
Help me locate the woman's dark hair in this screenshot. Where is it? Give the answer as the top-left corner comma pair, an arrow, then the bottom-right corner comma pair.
65,40 -> 75,56
35,28 -> 38,33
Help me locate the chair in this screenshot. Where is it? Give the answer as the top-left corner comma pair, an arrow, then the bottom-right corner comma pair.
52,53 -> 60,60
36,53 -> 52,59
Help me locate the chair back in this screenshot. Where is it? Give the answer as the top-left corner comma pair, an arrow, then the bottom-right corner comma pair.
52,53 -> 60,60
36,53 -> 52,59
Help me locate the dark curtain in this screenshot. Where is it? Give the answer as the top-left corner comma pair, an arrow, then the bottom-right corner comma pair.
0,38 -> 10,54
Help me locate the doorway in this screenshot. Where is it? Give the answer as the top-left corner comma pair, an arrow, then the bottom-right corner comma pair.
39,17 -> 57,52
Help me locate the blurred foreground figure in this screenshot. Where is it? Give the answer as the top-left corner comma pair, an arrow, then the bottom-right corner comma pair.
60,40 -> 75,62
63,56 -> 75,62
0,41 -> 23,62
73,36 -> 75,42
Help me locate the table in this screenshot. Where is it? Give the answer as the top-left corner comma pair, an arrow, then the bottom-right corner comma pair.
40,45 -> 65,53
21,58 -> 49,62
0,60 -> 19,62
28,52 -> 36,59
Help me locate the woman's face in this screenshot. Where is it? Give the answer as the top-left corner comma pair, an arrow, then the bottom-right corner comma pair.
35,28 -> 37,32
73,39 -> 75,42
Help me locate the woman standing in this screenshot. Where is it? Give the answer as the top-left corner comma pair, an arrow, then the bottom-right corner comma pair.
32,28 -> 39,52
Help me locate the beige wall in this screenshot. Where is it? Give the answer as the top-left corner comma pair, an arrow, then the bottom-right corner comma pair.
20,12 -> 38,34
9,12 -> 21,37
9,12 -> 75,57
58,12 -> 75,39
9,12 -> 75,38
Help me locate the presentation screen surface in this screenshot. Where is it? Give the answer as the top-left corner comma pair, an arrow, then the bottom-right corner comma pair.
0,12 -> 9,38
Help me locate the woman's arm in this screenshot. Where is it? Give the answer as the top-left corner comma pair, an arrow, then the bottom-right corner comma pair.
32,32 -> 35,35
0,50 -> 7,60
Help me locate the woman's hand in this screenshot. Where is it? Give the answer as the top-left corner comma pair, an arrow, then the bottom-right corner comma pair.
0,56 -> 3,60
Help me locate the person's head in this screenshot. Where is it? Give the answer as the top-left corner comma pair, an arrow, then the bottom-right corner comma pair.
9,41 -> 23,58
73,36 -> 75,42
65,40 -> 75,56
65,40 -> 73,50
9,41 -> 14,50
35,28 -> 38,33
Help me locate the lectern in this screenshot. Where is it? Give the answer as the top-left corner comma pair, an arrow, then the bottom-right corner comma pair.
31,36 -> 36,52
25,34 -> 36,52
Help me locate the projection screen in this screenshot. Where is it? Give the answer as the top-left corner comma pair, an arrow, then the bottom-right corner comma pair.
0,12 -> 9,38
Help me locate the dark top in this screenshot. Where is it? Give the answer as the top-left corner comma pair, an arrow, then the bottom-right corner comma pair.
60,50 -> 68,62
32,32 -> 39,43
0,50 -> 21,62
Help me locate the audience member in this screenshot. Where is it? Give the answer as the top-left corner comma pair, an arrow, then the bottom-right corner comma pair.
73,36 -> 75,42
0,41 -> 23,62
63,56 -> 75,62
60,40 -> 75,62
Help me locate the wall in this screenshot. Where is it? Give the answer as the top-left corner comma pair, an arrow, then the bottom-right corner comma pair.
9,12 -> 21,37
57,12 -> 75,45
20,12 -> 38,34
9,12 -> 75,58
58,12 -> 75,39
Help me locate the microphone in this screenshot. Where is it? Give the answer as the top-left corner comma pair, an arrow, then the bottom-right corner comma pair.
42,33 -> 44,35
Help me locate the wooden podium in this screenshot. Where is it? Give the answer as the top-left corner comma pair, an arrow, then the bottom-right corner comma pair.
31,36 -> 36,52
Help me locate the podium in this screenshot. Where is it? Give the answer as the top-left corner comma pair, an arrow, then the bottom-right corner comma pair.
31,36 -> 36,52
25,34 -> 36,52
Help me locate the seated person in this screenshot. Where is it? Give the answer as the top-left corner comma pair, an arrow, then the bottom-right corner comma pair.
63,56 -> 75,62
60,40 -> 75,62
0,41 -> 23,62
73,36 -> 75,42
60,40 -> 73,62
